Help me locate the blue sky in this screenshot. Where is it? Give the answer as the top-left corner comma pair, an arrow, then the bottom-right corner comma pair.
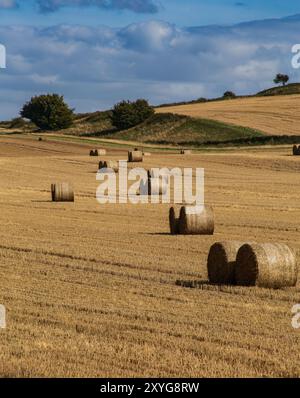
2,0 -> 300,27
0,0 -> 300,119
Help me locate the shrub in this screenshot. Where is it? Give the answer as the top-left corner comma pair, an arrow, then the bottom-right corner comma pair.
111,99 -> 154,130
9,117 -> 27,129
20,94 -> 74,131
223,91 -> 236,99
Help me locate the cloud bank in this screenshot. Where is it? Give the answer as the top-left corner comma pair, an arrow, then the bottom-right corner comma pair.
0,15 -> 299,119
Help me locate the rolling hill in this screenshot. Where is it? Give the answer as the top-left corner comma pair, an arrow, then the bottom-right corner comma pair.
156,93 -> 300,136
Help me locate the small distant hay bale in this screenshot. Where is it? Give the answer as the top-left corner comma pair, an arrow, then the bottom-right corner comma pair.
181,149 -> 192,155
169,207 -> 179,235
293,145 -> 300,156
207,241 -> 243,285
90,149 -> 104,156
38,137 -> 42,142
128,151 -> 143,162
236,243 -> 298,288
51,183 -> 74,202
99,160 -> 119,173
178,205 -> 214,235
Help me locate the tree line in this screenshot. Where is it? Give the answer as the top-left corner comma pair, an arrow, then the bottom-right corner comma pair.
19,73 -> 290,131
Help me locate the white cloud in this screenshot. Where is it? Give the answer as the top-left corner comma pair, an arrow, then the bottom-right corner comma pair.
0,15 -> 299,118
0,0 -> 17,9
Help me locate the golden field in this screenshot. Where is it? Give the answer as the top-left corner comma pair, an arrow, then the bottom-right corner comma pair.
0,135 -> 300,377
157,94 -> 300,136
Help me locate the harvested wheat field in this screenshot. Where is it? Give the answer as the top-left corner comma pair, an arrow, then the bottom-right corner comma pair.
0,135 -> 300,378
157,94 -> 300,135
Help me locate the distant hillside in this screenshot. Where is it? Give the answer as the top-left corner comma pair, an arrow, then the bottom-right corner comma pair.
156,94 -> 300,136
257,83 -> 300,97
156,83 -> 300,108
100,113 -> 264,145
2,83 -> 300,145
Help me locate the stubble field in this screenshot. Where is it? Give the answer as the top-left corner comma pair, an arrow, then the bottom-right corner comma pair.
0,135 -> 300,377
157,94 -> 300,135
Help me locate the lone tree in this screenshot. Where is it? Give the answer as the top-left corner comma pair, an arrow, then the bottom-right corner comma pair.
223,91 -> 236,99
111,99 -> 154,130
20,94 -> 74,130
273,74 -> 289,86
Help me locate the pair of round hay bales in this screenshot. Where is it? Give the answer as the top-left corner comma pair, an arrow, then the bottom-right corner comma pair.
293,145 -> 300,156
128,150 -> 143,162
99,160 -> 119,173
169,206 -> 214,235
181,149 -> 192,155
207,241 -> 297,288
51,183 -> 74,202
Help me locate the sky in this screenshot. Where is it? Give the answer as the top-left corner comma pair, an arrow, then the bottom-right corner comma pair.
0,0 -> 300,119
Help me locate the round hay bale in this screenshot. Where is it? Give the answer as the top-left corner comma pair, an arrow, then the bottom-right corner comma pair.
38,137 -> 42,142
90,150 -> 95,156
51,183 -> 74,202
236,243 -> 298,288
169,207 -> 179,235
128,151 -> 143,162
293,145 -> 298,155
99,160 -> 119,173
178,205 -> 214,235
147,170 -> 169,182
94,149 -> 99,156
98,149 -> 107,156
181,149 -> 192,155
51,183 -> 55,201
148,177 -> 168,195
207,241 -> 243,285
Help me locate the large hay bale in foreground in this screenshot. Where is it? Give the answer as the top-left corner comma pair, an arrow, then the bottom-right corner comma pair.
169,207 -> 179,235
236,243 -> 297,288
207,241 -> 243,285
128,151 -> 143,162
51,183 -> 74,202
178,205 -> 214,235
99,160 -> 119,173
